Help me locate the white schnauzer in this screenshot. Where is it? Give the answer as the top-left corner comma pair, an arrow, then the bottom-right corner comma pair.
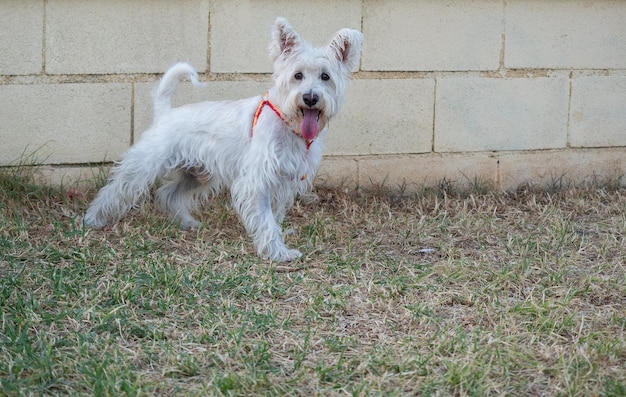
84,18 -> 363,262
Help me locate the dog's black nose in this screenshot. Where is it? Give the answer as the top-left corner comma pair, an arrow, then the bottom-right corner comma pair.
303,92 -> 319,107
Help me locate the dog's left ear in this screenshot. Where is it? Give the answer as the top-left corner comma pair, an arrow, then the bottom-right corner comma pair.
270,17 -> 302,62
328,28 -> 363,72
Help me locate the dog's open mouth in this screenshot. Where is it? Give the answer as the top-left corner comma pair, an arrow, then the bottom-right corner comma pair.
300,108 -> 321,140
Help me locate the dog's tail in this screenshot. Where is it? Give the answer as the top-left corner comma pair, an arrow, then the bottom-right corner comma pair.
152,62 -> 206,119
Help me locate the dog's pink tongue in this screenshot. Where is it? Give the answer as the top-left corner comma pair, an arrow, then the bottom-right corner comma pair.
301,109 -> 320,141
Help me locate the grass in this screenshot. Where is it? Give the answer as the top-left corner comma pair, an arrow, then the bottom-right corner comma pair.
1,165 -> 626,396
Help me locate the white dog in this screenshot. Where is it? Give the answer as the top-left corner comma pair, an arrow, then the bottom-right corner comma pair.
84,18 -> 363,262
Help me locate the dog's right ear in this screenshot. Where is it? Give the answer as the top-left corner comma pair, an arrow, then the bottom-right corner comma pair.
269,17 -> 302,62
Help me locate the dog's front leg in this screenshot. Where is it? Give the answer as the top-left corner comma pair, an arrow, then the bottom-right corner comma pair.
232,182 -> 302,262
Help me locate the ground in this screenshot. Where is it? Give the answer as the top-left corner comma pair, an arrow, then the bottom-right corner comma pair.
1,167 -> 625,396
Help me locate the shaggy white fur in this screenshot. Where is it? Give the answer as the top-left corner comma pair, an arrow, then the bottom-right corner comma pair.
84,17 -> 363,262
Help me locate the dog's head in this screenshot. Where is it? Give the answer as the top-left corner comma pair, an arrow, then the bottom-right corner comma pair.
268,18 -> 363,141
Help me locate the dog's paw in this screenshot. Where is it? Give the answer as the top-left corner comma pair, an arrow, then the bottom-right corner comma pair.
283,249 -> 303,262
271,248 -> 302,262
83,213 -> 107,229
179,219 -> 202,230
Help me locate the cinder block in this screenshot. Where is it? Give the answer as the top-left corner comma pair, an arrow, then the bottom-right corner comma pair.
135,79 -> 432,157
315,157 -> 358,187
570,75 -> 626,148
0,83 -> 131,165
357,153 -> 498,191
133,80 -> 270,137
362,0 -> 502,71
498,149 -> 626,190
435,76 -> 569,152
31,165 -> 109,188
45,0 -> 209,74
328,79 -> 435,155
210,0 -> 362,73
506,1 -> 626,69
0,1 -> 43,75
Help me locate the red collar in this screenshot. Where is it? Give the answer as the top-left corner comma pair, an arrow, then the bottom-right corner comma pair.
251,94 -> 314,150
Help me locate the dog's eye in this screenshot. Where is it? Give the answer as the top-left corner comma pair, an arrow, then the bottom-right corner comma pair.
321,73 -> 330,81
294,72 -> 303,80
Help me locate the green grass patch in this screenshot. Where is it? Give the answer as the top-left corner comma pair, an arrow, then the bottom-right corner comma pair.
1,165 -> 626,395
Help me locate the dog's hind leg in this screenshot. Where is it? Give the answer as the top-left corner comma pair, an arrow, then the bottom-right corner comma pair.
155,168 -> 206,230
84,139 -> 164,229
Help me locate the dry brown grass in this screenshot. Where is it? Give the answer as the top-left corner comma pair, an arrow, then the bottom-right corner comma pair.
1,166 -> 625,396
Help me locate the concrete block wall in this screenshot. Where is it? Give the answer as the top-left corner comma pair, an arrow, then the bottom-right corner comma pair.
1,0 -> 625,190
